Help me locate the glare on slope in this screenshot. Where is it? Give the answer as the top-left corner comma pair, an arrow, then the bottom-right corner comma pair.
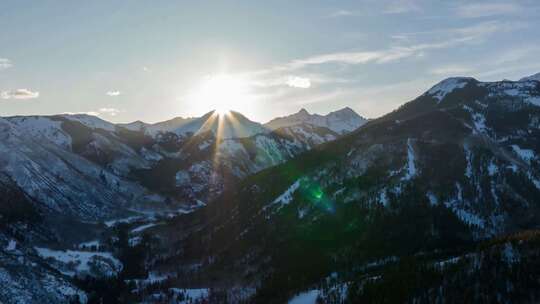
181,111 -> 245,172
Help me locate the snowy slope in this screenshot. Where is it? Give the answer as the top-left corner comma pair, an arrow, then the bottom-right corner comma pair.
60,114 -> 116,131
0,234 -> 87,304
6,116 -> 72,149
519,72 -> 540,82
0,117 -> 161,221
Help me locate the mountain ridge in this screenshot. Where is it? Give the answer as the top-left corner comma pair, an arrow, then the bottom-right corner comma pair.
264,106 -> 367,134
1,73 -> 540,303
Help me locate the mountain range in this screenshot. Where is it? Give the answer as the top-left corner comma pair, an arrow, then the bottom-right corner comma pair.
1,73 -> 540,303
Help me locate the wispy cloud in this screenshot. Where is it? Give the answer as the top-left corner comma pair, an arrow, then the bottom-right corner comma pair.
254,21 -> 512,76
286,76 -> 311,88
328,9 -> 356,18
456,2 -> 522,18
106,91 -> 121,96
393,20 -> 525,44
0,58 -> 13,70
1,89 -> 39,100
279,39 -> 466,70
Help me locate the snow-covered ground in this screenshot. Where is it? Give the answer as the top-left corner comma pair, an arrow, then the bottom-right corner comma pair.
131,223 -> 160,234
169,288 -> 209,303
426,77 -> 471,102
35,247 -> 122,277
266,179 -> 302,211
511,145 -> 535,163
288,290 -> 320,304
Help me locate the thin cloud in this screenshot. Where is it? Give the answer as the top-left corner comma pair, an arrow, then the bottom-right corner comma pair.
106,91 -> 121,96
1,89 -> 39,100
253,21 -> 512,76
63,111 -> 101,117
282,38 -> 467,70
393,21 -> 525,44
64,108 -> 121,117
456,2 -> 522,18
98,108 -> 121,116
286,76 -> 311,88
327,9 -> 357,18
0,58 -> 13,70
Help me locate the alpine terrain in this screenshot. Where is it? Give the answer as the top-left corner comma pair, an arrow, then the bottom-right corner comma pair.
1,73 -> 540,303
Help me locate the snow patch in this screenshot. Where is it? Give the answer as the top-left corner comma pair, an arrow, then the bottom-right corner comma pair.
511,145 -> 535,163
502,243 -> 520,265
78,240 -> 100,249
289,290 -> 320,304
169,288 -> 209,303
427,192 -> 438,206
266,179 -> 302,211
487,160 -> 498,176
444,183 -> 485,228
5,239 -> 17,251
131,223 -> 159,234
464,145 -> 473,178
61,114 -> 116,131
402,138 -> 417,180
379,189 -> 389,206
35,247 -> 122,277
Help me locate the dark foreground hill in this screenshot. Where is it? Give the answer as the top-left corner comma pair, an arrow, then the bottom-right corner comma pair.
140,75 -> 540,303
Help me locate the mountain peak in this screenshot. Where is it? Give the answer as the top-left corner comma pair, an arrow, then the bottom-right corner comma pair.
425,77 -> 477,103
298,108 -> 310,115
329,106 -> 357,116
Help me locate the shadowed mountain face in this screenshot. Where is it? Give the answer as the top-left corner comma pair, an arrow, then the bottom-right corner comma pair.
142,74 -> 540,302
1,74 -> 540,303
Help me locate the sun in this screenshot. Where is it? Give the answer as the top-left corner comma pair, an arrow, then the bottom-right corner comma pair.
188,74 -> 253,115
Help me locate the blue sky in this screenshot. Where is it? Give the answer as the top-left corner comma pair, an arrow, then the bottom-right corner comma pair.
1,0 -> 540,123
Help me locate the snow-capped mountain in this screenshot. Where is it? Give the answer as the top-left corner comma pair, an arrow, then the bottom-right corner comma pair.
120,111 -> 267,139
519,72 -> 540,82
0,107 -> 363,223
265,107 -> 367,134
0,117 -> 165,222
3,73 -> 540,303
0,106 -> 363,303
118,116 -> 196,135
141,73 -> 540,303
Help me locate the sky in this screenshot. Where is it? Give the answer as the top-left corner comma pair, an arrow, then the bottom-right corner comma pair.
1,0 -> 540,123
